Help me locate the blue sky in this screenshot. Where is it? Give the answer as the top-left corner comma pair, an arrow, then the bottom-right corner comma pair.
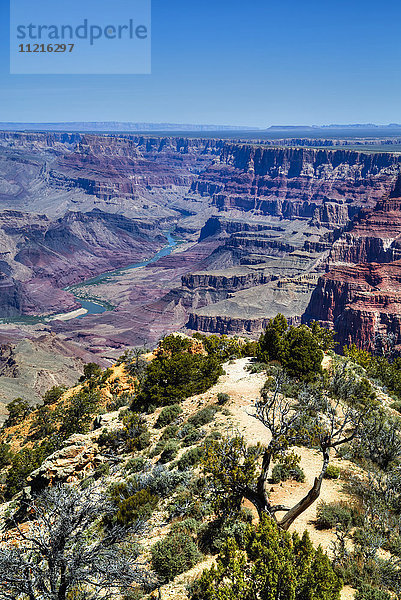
1,0 -> 401,126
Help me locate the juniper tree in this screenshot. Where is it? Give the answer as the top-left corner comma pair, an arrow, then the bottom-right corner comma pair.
0,484 -> 154,600
191,515 -> 342,600
203,365 -> 368,530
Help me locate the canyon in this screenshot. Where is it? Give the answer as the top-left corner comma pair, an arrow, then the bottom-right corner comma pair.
0,131 -> 401,402
303,176 -> 401,351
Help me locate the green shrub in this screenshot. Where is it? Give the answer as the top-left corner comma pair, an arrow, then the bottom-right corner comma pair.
192,334 -> 254,361
187,408 -> 216,428
93,463 -> 110,479
0,443 -> 12,469
246,362 -> 267,374
204,430 -> 222,444
42,386 -> 66,405
390,401 -> 401,413
79,362 -> 102,382
257,316 -> 328,381
155,404 -> 183,428
316,501 -> 362,530
177,447 -> 204,471
115,489 -> 159,526
168,488 -> 211,521
123,413 -> 151,451
125,456 -> 150,474
135,431 -> 151,450
149,439 -> 166,458
151,532 -> 202,581
106,392 -> 133,411
159,440 -> 179,464
5,436 -> 62,499
4,398 -> 31,427
80,476 -> 95,489
180,424 -> 205,446
97,429 -> 126,452
280,326 -> 323,381
271,463 -> 305,484
60,391 -> 101,437
324,464 -> 341,479
198,518 -> 248,554
355,584 -> 391,600
135,336 -> 223,409
217,393 -> 230,405
30,406 -> 57,440
170,518 -> 201,535
161,424 -> 179,440
191,515 -> 342,600
271,452 -> 305,484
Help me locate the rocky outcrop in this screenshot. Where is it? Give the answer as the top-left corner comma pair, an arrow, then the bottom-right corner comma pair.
303,262 -> 401,351
27,434 -> 101,491
328,191 -> 401,265
192,146 -> 401,220
182,271 -> 272,291
187,313 -> 301,335
199,216 -> 285,241
302,178 -> 401,351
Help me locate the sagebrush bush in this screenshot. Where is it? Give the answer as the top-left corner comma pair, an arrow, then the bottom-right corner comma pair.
316,501 -> 362,530
180,424 -> 205,446
125,456 -> 150,474
188,407 -> 216,428
324,464 -> 341,479
155,404 -> 183,428
217,393 -> 230,405
151,532 -> 202,581
177,447 -> 204,471
159,440 -> 179,464
138,465 -> 190,497
115,489 -> 159,526
161,424 -> 179,441
271,463 -> 305,484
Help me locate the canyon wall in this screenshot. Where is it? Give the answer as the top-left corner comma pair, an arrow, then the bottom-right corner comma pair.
303,176 -> 401,351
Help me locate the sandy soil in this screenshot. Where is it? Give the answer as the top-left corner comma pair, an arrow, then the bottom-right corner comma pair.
51,308 -> 88,321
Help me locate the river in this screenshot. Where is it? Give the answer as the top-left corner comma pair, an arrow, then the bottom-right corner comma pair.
0,232 -> 179,325
66,231 -> 179,318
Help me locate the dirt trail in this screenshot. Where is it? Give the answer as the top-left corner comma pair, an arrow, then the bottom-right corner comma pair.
157,358 -> 355,599
212,358 -> 355,600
